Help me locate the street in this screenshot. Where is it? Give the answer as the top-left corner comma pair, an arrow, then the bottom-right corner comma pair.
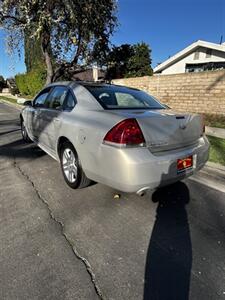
0,101 -> 225,300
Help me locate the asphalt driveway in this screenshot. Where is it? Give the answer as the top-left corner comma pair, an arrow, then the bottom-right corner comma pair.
0,102 -> 225,300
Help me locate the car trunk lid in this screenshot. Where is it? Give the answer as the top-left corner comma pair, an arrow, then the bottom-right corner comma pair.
106,109 -> 203,152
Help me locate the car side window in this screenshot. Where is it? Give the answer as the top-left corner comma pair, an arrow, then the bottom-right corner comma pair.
63,91 -> 76,111
33,89 -> 51,108
98,92 -> 117,106
49,87 -> 68,110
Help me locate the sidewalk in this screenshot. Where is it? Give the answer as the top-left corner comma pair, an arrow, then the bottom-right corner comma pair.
0,93 -> 28,106
0,92 -> 18,99
191,161 -> 225,193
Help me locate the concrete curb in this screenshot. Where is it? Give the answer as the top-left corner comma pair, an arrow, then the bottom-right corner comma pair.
202,162 -> 225,181
206,161 -> 225,173
190,162 -> 225,193
190,174 -> 225,193
206,126 -> 225,139
192,161 -> 225,193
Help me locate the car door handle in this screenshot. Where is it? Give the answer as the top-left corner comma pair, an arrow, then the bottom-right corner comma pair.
53,118 -> 60,122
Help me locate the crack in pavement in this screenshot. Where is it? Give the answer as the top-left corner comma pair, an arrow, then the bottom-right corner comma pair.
13,158 -> 104,300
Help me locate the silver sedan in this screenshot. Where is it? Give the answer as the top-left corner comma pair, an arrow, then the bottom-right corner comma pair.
20,82 -> 210,194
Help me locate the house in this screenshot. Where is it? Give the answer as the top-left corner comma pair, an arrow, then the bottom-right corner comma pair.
72,66 -> 106,82
0,78 -> 15,94
3,78 -> 18,95
154,40 -> 225,74
6,78 -> 17,90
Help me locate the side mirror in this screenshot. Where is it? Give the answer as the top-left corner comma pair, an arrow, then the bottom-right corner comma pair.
23,100 -> 32,106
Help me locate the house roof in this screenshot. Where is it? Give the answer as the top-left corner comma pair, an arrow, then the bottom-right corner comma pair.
153,40 -> 225,73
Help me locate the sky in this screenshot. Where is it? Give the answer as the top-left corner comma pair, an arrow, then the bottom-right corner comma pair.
0,0 -> 224,78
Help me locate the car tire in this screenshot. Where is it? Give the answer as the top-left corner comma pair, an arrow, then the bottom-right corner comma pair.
60,141 -> 91,189
21,120 -> 32,143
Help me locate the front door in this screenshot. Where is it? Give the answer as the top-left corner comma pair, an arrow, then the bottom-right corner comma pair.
30,88 -> 52,141
39,86 -> 69,151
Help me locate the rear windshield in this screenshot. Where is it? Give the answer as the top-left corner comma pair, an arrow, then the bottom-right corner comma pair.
85,85 -> 165,110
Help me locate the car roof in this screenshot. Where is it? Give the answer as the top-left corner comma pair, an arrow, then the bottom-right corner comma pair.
47,81 -> 110,87
47,81 -> 74,88
77,81 -> 111,87
47,81 -> 140,91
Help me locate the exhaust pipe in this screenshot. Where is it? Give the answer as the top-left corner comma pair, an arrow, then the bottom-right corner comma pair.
136,187 -> 150,197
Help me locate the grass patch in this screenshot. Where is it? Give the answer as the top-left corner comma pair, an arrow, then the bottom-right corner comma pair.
204,113 -> 225,129
0,96 -> 20,105
207,135 -> 225,166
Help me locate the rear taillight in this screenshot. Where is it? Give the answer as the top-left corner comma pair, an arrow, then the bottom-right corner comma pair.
103,118 -> 145,146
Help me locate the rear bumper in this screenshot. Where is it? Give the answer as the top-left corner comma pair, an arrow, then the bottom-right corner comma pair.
86,136 -> 210,193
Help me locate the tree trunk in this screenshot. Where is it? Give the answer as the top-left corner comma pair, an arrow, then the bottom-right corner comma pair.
41,30 -> 54,85
43,49 -> 53,84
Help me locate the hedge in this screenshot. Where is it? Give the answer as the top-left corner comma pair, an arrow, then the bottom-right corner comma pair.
15,66 -> 46,97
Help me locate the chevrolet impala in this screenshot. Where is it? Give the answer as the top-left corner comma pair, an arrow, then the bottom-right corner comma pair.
20,82 -> 209,194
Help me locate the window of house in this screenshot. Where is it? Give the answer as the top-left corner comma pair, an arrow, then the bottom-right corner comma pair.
186,61 -> 225,73
206,49 -> 212,58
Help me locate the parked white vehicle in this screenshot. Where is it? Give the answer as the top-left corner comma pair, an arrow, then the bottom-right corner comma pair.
20,82 -> 210,194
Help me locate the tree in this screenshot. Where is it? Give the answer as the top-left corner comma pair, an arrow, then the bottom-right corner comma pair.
125,42 -> 153,77
24,29 -> 45,73
105,44 -> 134,79
0,0 -> 117,84
0,75 -> 6,91
103,42 -> 153,79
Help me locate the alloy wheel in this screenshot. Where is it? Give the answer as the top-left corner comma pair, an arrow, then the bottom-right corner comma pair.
62,148 -> 78,183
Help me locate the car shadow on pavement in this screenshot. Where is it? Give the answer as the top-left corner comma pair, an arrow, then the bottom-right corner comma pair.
0,139 -> 46,159
144,181 -> 192,300
0,119 -> 20,126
